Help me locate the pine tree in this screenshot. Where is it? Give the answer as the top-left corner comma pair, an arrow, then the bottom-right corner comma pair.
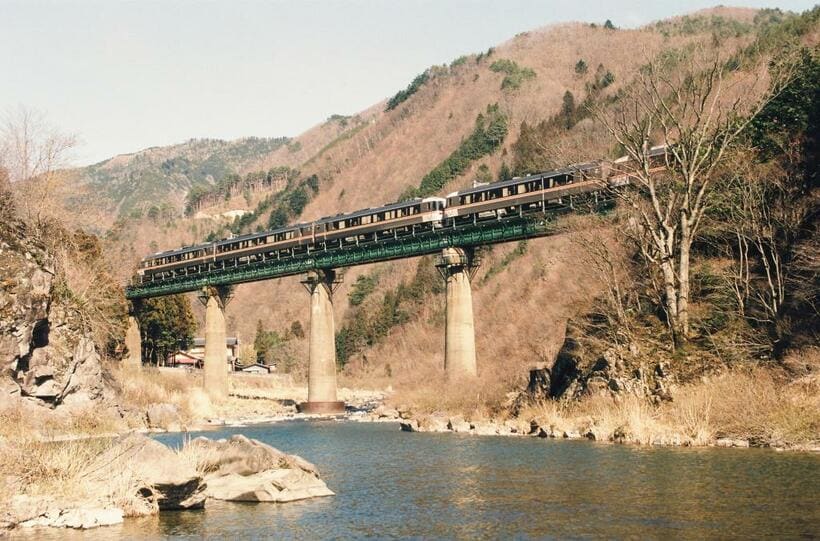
574,59 -> 588,75
561,91 -> 576,129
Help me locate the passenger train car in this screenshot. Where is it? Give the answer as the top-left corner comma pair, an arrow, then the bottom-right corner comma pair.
136,147 -> 666,284
138,198 -> 445,282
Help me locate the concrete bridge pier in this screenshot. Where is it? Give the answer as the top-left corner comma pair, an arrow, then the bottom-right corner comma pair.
437,248 -> 478,379
199,285 -> 233,401
124,311 -> 142,370
299,269 -> 345,414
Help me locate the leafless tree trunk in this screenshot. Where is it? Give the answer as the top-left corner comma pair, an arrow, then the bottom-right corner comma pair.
593,47 -> 794,347
0,106 -> 78,230
720,147 -> 810,328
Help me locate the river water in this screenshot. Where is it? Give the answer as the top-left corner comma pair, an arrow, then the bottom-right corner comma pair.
27,420 -> 820,539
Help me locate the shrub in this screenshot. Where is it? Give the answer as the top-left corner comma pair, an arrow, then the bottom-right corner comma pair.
349,273 -> 380,306
489,59 -> 536,90
386,70 -> 430,111
575,59 -> 588,75
450,55 -> 468,68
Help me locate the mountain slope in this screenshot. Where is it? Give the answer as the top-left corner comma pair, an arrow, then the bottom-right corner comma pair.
64,136 -> 289,230
71,6 -> 817,408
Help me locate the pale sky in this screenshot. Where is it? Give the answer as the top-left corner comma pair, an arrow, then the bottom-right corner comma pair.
1,0 -> 815,165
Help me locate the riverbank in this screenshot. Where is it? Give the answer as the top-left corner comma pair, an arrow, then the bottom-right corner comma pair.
0,367 -> 378,532
2,363 -> 817,532
373,366 -> 820,453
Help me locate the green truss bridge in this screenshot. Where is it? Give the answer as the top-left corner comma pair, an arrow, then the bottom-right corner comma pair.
124,203 -> 610,301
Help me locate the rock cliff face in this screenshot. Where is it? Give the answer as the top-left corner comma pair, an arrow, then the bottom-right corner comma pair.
511,322 -> 678,411
0,198 -> 112,411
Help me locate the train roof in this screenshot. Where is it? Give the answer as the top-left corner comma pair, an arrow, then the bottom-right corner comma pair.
149,241 -> 211,259
613,145 -> 668,163
449,161 -> 601,198
315,198 -> 428,224
213,223 -> 303,246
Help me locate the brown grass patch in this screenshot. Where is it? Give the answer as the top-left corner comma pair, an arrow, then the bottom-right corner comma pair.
516,367 -> 820,447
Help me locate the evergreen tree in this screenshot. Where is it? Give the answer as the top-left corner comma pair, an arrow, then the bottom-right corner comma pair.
136,294 -> 196,365
498,162 -> 512,181
574,59 -> 588,75
561,91 -> 576,129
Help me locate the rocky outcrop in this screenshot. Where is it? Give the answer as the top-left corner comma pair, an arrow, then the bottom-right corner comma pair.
19,507 -> 124,530
510,324 -> 677,411
81,433 -> 207,512
0,211 -> 114,411
185,435 -> 333,503
398,414 -> 528,437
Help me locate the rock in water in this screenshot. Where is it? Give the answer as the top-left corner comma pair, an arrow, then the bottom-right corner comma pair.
447,416 -> 471,433
21,507 -> 124,530
205,469 -> 334,503
81,433 -> 206,512
185,434 -> 334,503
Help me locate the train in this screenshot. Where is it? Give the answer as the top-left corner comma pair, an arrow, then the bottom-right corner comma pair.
136,146 -> 667,284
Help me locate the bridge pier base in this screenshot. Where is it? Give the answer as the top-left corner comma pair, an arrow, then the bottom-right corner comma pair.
200,286 -> 233,401
437,248 -> 478,379
299,270 -> 345,414
124,314 -> 142,369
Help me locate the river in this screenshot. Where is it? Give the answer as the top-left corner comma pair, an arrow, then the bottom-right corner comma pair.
26,420 -> 820,539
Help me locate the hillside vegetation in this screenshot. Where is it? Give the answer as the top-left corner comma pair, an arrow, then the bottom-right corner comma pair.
60,137 -> 289,231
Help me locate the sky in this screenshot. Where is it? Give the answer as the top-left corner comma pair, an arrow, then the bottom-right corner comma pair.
1,0 -> 816,165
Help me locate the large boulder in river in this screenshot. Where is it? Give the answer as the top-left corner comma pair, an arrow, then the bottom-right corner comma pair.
185,434 -> 333,503
81,433 -> 206,513
187,434 -> 320,476
205,468 -> 333,503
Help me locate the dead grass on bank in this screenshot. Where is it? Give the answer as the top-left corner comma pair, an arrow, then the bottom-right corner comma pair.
0,436 -> 116,504
112,366 -> 311,425
0,407 -> 121,515
517,367 -> 820,447
112,365 -> 212,425
384,365 -> 518,420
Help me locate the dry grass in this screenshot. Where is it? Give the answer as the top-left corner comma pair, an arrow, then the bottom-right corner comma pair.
668,368 -> 820,445
112,365 -> 209,425
0,405 -> 121,515
516,367 -> 820,447
112,366 -> 319,426
0,437 -> 115,502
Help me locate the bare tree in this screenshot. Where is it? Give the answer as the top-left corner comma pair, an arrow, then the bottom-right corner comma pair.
594,48 -> 794,346
569,228 -> 634,343
0,106 -> 78,229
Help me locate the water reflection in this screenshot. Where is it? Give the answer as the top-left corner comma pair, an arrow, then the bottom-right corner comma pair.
16,421 -> 820,540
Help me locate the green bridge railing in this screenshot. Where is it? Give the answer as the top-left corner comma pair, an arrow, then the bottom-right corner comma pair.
125,202 -> 610,299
